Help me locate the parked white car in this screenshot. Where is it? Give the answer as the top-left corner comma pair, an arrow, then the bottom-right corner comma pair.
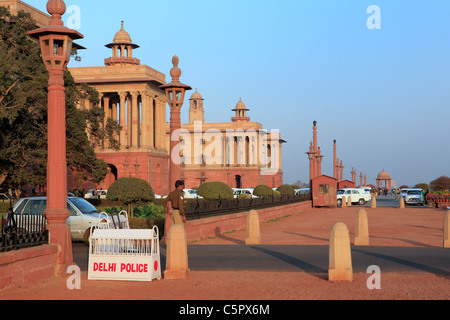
295,188 -> 310,195
232,188 -> 256,198
10,197 -> 128,243
337,188 -> 372,206
84,189 -> 108,199
404,189 -> 424,206
183,189 -> 203,199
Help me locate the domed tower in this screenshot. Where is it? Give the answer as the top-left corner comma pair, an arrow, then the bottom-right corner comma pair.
104,21 -> 140,66
376,169 -> 392,192
189,89 -> 205,124
231,98 -> 250,122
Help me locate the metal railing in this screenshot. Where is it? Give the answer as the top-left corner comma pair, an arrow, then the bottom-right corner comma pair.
185,193 -> 311,220
1,210 -> 48,253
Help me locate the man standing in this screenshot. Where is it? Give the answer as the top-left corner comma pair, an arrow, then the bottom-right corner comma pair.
164,180 -> 186,225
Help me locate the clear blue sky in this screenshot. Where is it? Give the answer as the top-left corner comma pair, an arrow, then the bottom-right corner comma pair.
26,0 -> 450,187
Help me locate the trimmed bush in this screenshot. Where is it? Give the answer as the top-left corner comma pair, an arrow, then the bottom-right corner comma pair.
277,184 -> 296,196
133,203 -> 165,219
128,217 -> 165,239
253,185 -> 274,197
106,178 -> 155,216
198,181 -> 234,200
238,193 -> 251,199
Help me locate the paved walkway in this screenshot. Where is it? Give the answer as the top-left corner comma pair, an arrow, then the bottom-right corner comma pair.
0,200 -> 449,301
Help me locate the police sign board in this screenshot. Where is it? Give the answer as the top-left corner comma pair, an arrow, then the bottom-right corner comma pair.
88,228 -> 161,282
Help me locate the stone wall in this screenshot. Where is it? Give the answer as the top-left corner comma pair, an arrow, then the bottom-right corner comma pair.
0,245 -> 58,290
184,200 -> 312,242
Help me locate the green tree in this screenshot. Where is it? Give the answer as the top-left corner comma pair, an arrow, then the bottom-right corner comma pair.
429,176 -> 450,192
253,185 -> 274,197
198,181 -> 234,200
414,183 -> 429,191
106,177 -> 155,216
277,184 -> 296,196
0,7 -> 120,188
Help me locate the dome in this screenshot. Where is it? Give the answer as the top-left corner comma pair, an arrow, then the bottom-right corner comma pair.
113,21 -> 132,44
377,169 -> 390,179
105,21 -> 140,49
190,89 -> 203,100
234,98 -> 248,110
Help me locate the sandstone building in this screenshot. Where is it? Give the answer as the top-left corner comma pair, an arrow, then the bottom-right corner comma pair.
1,0 -> 286,194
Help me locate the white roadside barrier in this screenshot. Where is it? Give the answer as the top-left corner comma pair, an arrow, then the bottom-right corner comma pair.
88,227 -> 161,282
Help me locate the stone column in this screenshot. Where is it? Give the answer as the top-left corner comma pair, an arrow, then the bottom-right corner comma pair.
127,94 -> 132,147
148,94 -> 155,149
333,140 -> 337,179
131,91 -> 140,149
245,210 -> 261,245
159,97 -> 167,150
119,92 -> 127,149
154,97 -> 162,149
328,222 -> 353,282
141,92 -> 149,148
355,209 -> 369,246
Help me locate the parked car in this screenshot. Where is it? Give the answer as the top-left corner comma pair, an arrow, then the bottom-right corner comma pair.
337,188 -> 372,206
295,188 -> 310,195
404,189 -> 424,206
232,188 -> 256,198
84,189 -> 108,199
400,188 -> 410,199
183,189 -> 203,199
9,196 -> 128,243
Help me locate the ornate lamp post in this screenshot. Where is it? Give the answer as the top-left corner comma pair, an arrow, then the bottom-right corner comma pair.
160,55 -> 192,189
28,0 -> 84,271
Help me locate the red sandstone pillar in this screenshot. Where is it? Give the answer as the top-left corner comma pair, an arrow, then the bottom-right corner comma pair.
159,56 -> 191,190
45,67 -> 73,268
28,0 -> 85,274
333,140 -> 337,179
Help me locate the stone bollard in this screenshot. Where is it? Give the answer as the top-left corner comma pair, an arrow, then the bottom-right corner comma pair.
164,224 -> 190,280
399,197 -> 405,209
355,208 -> 369,246
371,196 -> 377,208
341,196 -> 347,208
328,222 -> 353,282
347,196 -> 352,207
444,211 -> 450,248
245,209 -> 261,245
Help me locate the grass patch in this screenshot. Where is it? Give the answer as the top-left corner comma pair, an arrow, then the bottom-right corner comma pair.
265,214 -> 293,223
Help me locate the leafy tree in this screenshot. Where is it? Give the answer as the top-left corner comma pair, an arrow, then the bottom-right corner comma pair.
429,176 -> 450,192
414,183 -> 429,191
0,7 -> 120,188
107,177 -> 155,216
198,181 -> 234,200
253,185 -> 274,197
277,184 -> 296,196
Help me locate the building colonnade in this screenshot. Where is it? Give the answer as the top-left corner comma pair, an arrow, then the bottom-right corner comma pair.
81,91 -> 167,151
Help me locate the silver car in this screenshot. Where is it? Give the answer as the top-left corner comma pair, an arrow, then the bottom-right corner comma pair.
10,197 -> 128,243
404,189 -> 424,206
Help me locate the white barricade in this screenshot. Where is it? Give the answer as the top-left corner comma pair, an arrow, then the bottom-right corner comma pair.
88,227 -> 161,282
